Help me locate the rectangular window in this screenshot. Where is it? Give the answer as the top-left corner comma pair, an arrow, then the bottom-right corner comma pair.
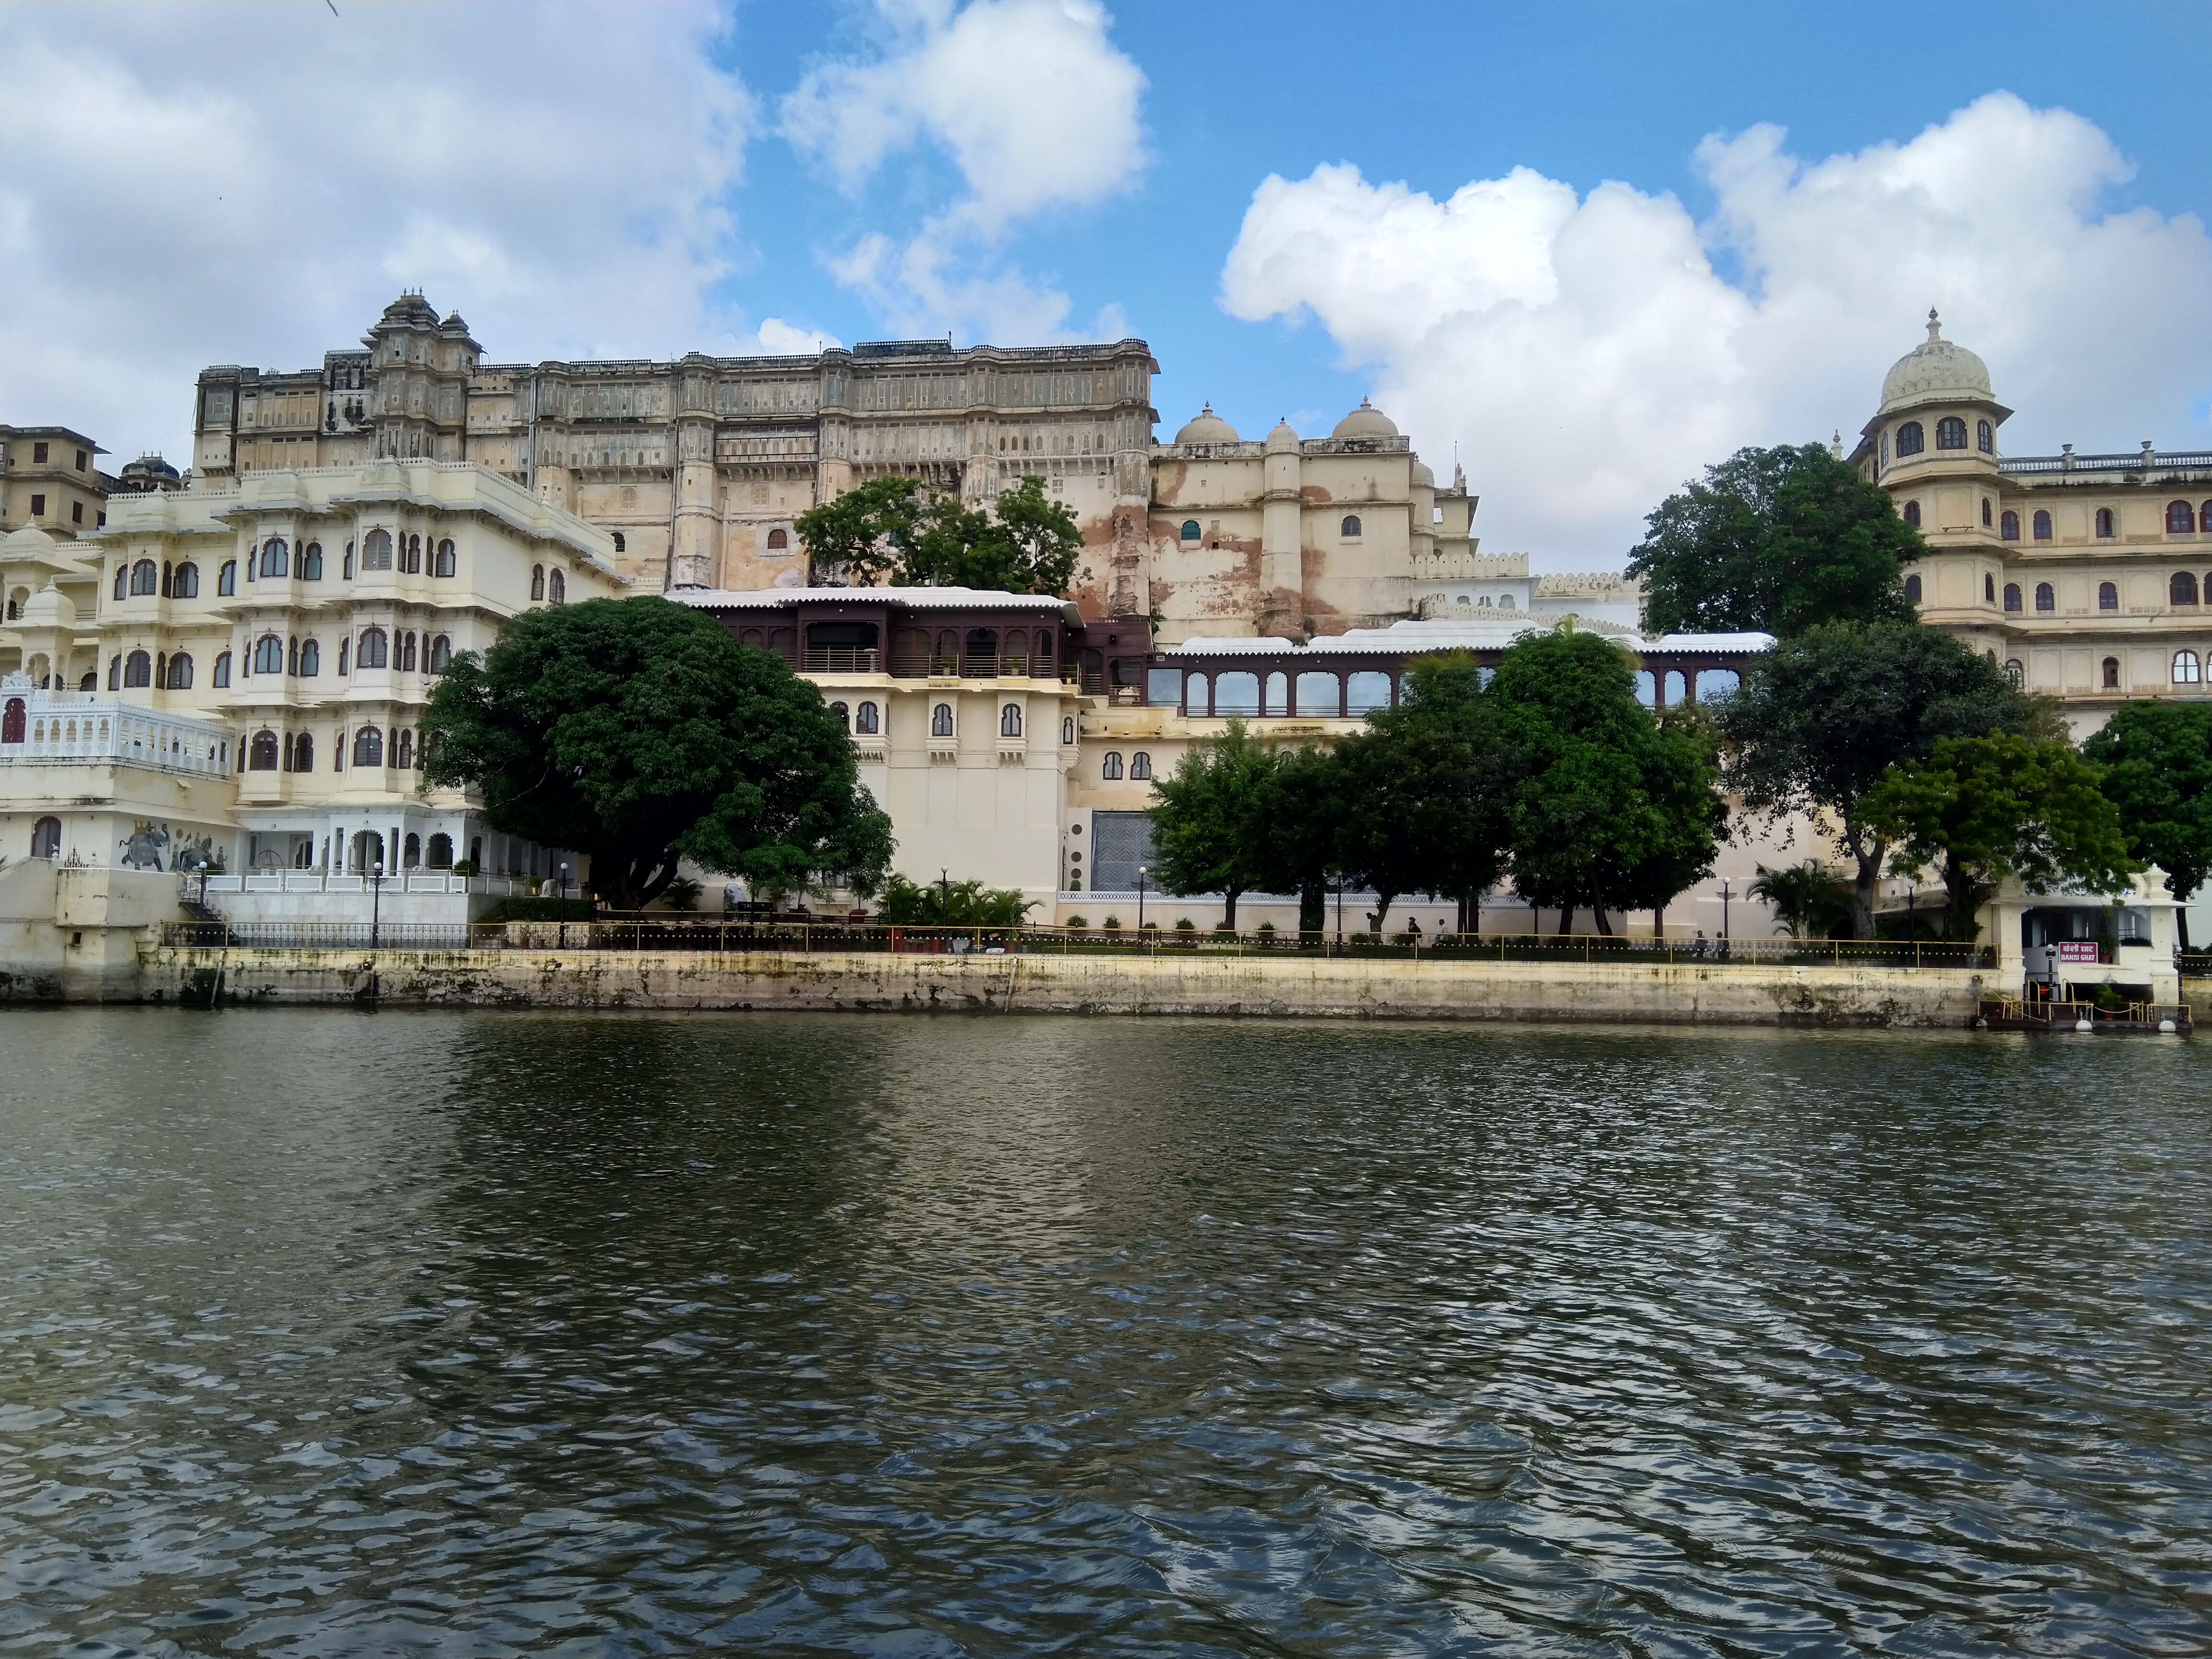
71,502 -> 83,524
1145,668 -> 1183,706
74,450 -> 87,471
29,494 -> 44,516
32,442 -> 48,463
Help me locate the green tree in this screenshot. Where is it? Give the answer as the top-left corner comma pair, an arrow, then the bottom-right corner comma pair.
1491,629 -> 1724,934
1860,733 -> 2137,939
1329,656 -> 1515,934
421,597 -> 893,909
1146,718 -> 1280,930
1747,860 -> 1856,939
793,474 -> 923,587
875,873 -> 1036,927
1721,621 -> 2037,938
2081,701 -> 2212,948
1257,743 -> 1341,937
795,473 -> 1084,595
1629,444 -> 1924,637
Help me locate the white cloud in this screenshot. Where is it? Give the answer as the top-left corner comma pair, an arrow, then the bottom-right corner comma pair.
0,0 -> 753,468
751,318 -> 843,355
1221,93 -> 2212,567
782,0 -> 1146,342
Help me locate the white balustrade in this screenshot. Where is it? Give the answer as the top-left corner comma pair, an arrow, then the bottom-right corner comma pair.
0,682 -> 232,777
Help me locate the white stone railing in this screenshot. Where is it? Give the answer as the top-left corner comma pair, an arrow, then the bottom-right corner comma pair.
1410,551 -> 1530,580
0,685 -> 232,776
200,872 -> 543,896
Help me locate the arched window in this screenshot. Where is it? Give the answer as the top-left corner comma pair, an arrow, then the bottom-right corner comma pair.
2175,650 -> 2202,685
2170,502 -> 2198,535
1102,750 -> 1123,780
1903,573 -> 1922,603
352,725 -> 384,767
159,562 -> 174,598
2173,572 -> 2201,606
287,637 -> 299,676
123,649 -> 152,687
260,538 -> 288,578
1179,519 -> 1201,542
248,729 -> 279,770
612,532 -> 625,553
292,733 -> 313,772
155,651 -> 166,688
165,652 -> 193,690
1340,514 -> 1362,539
1060,715 -> 1074,745
113,564 -> 127,601
1129,751 -> 1151,781
426,833 -> 454,869
217,559 -> 237,595
358,626 -> 388,668
170,561 -> 199,599
2000,510 -> 2019,541
931,702 -> 954,737
2096,508 -> 2116,539
432,538 -> 456,577
766,528 -> 788,550
107,655 -> 119,690
1,698 -> 23,743
400,631 -> 417,672
299,639 -> 319,676
402,534 -> 422,574
855,700 -> 879,735
1977,420 -> 1994,454
2034,582 -> 2055,612
549,569 -> 565,603
2003,659 -> 2024,687
130,558 -> 157,595
1984,573 -> 1995,602
1896,421 -> 1925,457
530,565 -> 545,601
2099,581 -> 2118,611
1214,671 -> 1260,715
30,817 -> 61,858
1000,703 -> 1022,737
2033,509 -> 2052,541
253,634 -> 285,674
343,541 -> 355,579
361,528 -> 393,570
212,651 -> 231,688
1936,416 -> 1968,450
2102,657 -> 2120,689
396,729 -> 415,769
2002,583 -> 2021,612
830,700 -> 850,730
428,635 -> 451,673
1981,498 -> 1992,527
1902,501 -> 1921,527
300,542 -> 323,580
337,636 -> 349,675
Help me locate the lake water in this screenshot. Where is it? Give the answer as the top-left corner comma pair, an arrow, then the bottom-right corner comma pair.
1,1010 -> 2206,1656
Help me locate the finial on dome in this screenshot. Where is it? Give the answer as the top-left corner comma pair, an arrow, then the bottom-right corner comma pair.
1927,308 -> 1942,342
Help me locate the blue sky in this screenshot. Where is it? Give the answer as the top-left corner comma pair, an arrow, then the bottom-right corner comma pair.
3,0 -> 2207,564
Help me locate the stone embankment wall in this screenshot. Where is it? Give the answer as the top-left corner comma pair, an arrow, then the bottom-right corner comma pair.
76,946 -> 2008,1027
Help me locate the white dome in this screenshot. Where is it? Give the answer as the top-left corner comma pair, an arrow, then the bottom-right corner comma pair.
0,523 -> 61,563
1174,403 -> 1239,445
19,582 -> 75,630
1881,310 -> 1995,414
1331,397 -> 1398,440
1410,457 -> 1435,489
1264,418 -> 1300,453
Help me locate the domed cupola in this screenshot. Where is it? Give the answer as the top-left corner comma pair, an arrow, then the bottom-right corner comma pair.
1879,310 -> 2008,420
1263,418 -> 1300,453
1174,403 -> 1239,445
1330,397 -> 1398,441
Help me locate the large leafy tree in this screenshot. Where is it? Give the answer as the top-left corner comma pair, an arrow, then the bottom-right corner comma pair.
796,474 -> 1084,595
422,597 -> 893,909
1491,629 -> 1724,934
1146,718 -> 1282,930
1329,656 -> 1515,934
1860,734 -> 2136,939
2081,701 -> 2212,948
1721,621 -> 2038,937
1629,444 -> 1924,637
1257,743 -> 1341,936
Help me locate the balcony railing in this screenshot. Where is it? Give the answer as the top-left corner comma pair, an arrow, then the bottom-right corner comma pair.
886,651 -> 1071,680
1999,449 -> 2212,476
0,689 -> 232,777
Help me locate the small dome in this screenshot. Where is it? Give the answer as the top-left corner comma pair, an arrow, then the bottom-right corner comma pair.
1410,457 -> 1435,489
0,523 -> 61,562
1174,403 -> 1239,445
1264,418 -> 1300,453
20,583 -> 75,630
377,290 -> 439,328
1331,397 -> 1398,440
440,310 -> 474,337
1881,310 -> 1994,413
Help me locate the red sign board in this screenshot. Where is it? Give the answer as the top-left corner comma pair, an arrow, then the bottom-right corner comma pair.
2056,941 -> 2100,963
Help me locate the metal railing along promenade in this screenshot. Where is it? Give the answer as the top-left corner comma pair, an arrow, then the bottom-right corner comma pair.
156,919 -> 1999,969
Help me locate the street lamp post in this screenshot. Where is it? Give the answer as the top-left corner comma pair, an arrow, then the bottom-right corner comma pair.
1136,866 -> 1147,944
370,855 -> 385,951
1719,878 -> 1732,951
558,861 -> 571,950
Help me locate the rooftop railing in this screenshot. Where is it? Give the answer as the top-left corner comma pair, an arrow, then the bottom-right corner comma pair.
1999,448 -> 2212,475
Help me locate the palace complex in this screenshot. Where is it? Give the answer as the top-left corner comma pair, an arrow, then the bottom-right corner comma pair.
0,298 -> 2202,967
